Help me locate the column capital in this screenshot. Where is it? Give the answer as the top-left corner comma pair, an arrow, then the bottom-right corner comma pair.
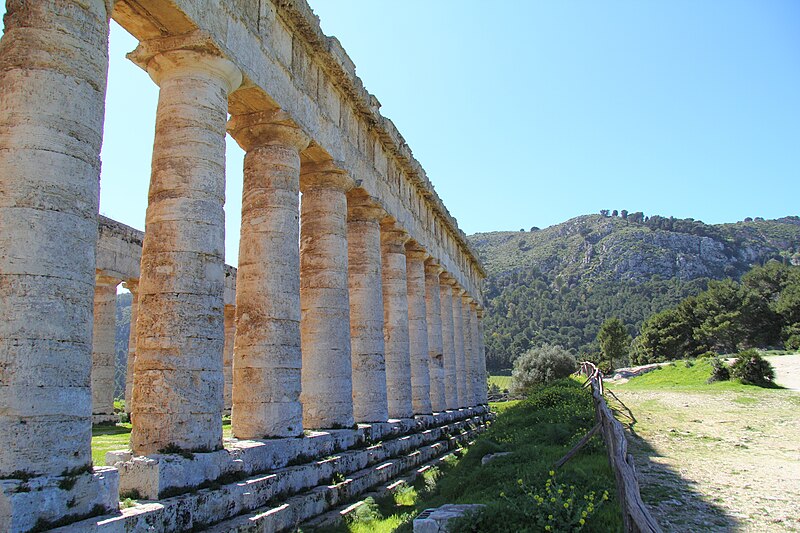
462,293 -> 475,304
452,284 -> 467,297
95,273 -> 118,287
300,160 -> 355,193
424,258 -> 445,276
129,41 -> 242,93
440,272 -> 457,287
380,218 -> 410,249
122,279 -> 139,294
405,241 -> 429,262
228,109 -> 310,153
476,307 -> 485,319
347,190 -> 386,222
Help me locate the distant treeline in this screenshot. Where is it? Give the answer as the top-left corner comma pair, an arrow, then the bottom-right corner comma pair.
632,261 -> 800,364
482,268 -> 707,370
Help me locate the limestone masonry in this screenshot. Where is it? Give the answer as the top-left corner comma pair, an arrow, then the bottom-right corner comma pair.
0,1 -> 487,531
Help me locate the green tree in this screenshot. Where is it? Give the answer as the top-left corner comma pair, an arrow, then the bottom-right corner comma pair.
596,318 -> 631,370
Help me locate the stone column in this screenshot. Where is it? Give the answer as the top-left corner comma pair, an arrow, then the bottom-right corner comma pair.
223,305 -> 235,415
0,0 -> 119,526
347,193 -> 389,423
406,243 -> 432,415
92,275 -> 119,424
451,284 -> 467,408
228,111 -> 310,438
130,45 -> 242,455
439,275 -> 458,410
381,220 -> 414,419
424,261 -> 446,413
300,163 -> 355,429
470,301 -> 488,405
123,280 -> 139,416
461,294 -> 475,407
476,307 -> 489,405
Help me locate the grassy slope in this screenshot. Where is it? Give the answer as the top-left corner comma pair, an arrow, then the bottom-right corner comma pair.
610,358 -> 781,392
488,375 -> 512,390
319,380 -> 622,533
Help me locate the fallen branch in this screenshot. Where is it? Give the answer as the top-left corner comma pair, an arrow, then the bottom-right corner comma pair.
554,423 -> 601,469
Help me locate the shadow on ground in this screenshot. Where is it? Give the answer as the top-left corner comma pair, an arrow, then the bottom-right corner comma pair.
608,396 -> 741,533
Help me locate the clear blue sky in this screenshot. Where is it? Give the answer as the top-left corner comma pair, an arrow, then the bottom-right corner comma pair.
2,2 -> 798,266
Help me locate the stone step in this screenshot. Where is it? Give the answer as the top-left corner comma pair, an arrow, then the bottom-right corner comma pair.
53,412 -> 489,532
203,428 -> 485,533
299,445 -> 471,531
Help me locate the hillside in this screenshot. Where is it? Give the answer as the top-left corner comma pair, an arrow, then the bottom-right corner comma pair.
469,214 -> 800,369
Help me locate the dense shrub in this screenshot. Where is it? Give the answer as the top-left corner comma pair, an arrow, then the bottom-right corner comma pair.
510,343 -> 577,395
730,349 -> 775,387
707,357 -> 730,383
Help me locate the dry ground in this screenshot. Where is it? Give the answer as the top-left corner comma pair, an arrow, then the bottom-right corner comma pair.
612,355 -> 800,532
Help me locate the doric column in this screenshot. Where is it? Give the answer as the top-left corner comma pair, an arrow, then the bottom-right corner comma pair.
439,275 -> 458,410
227,110 -> 310,438
300,163 -> 355,429
0,0 -> 112,476
130,44 -> 242,455
381,220 -> 413,419
92,275 -> 118,423
469,301 -> 487,405
406,243 -> 432,415
347,192 -> 389,423
424,261 -> 446,413
461,294 -> 475,407
451,284 -> 467,408
223,304 -> 235,415
0,1 -> 119,527
476,307 -> 489,405
123,280 -> 139,416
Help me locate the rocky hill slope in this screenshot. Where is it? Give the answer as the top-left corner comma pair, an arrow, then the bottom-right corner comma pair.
469,214 -> 800,369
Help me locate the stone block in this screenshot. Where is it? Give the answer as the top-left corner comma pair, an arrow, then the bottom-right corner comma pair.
0,467 -> 118,533
413,504 -> 486,533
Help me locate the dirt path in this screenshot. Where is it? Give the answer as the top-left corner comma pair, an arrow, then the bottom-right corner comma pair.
767,354 -> 800,391
612,385 -> 800,532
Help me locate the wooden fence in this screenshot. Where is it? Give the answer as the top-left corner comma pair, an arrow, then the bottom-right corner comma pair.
578,362 -> 663,533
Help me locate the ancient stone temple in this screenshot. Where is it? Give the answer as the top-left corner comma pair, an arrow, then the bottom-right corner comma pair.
0,1 -> 488,531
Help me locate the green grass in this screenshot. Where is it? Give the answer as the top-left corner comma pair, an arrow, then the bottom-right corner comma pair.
92,423 -> 132,466
611,358 -> 780,392
488,375 -> 512,390
315,380 -> 622,533
92,419 -> 233,466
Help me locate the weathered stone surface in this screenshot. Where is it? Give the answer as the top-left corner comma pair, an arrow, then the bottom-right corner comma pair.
131,47 -> 242,455
461,295 -> 476,407
476,308 -> 489,404
381,220 -> 414,419
223,304 -> 235,415
0,467 -> 119,533
425,261 -> 447,412
439,275 -> 458,410
347,192 -> 389,423
451,285 -> 467,408
99,409 -> 489,531
0,7 -> 118,531
300,163 -> 356,429
229,110 -> 309,438
406,244 -> 432,415
413,504 -> 486,533
123,280 -> 139,415
92,275 -> 119,423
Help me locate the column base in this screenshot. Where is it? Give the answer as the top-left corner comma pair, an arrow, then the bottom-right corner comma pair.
0,467 -> 118,533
